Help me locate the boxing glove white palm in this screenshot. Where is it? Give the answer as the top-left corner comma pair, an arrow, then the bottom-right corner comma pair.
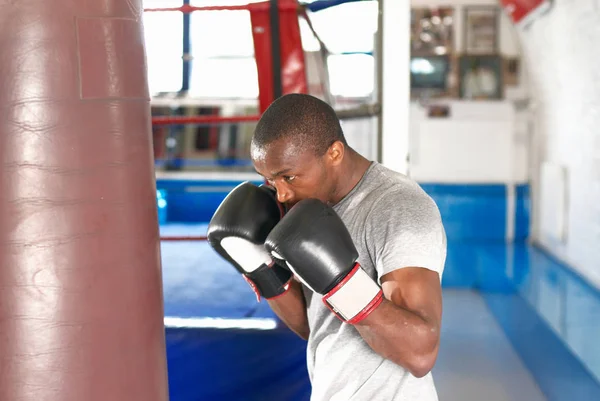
207,182 -> 292,301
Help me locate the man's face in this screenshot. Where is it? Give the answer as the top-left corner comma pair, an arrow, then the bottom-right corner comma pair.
251,138 -> 338,207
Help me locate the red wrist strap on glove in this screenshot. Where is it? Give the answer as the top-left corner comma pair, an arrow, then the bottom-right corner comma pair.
321,263 -> 384,324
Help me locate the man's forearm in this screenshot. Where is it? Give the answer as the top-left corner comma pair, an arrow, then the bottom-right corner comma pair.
267,278 -> 310,340
354,299 -> 439,378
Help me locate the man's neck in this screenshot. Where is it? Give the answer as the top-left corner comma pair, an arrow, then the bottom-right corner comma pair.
330,150 -> 372,205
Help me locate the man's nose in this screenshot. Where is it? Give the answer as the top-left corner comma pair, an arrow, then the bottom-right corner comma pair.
273,182 -> 294,204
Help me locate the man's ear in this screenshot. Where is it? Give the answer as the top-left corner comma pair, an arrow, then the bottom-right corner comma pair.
327,141 -> 344,166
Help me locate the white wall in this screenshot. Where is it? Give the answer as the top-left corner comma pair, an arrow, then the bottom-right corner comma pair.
342,117 -> 379,162
408,101 -> 529,184
516,0 -> 600,288
341,99 -> 530,185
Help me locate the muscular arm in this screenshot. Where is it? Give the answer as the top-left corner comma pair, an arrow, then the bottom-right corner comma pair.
354,267 -> 442,378
267,278 -> 310,340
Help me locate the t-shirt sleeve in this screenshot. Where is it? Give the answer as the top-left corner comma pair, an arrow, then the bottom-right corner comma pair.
364,187 -> 447,283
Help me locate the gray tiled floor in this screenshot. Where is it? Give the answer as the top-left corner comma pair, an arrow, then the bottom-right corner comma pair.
433,290 -> 547,401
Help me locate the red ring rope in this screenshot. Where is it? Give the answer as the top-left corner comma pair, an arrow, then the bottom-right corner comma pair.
160,236 -> 208,241
143,3 -> 299,13
152,114 -> 260,126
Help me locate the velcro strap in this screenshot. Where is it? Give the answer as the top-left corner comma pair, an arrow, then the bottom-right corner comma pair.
245,261 -> 293,299
322,264 -> 383,324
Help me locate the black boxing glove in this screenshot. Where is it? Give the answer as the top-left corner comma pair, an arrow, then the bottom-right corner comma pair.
265,199 -> 383,324
207,182 -> 293,301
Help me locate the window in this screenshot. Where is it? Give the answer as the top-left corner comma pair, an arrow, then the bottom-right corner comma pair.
142,0 -> 379,99
304,2 -> 378,54
188,10 -> 258,98
143,10 -> 184,94
328,54 -> 375,98
303,2 -> 378,98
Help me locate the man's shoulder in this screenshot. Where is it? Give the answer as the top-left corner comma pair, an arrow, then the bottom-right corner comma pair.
364,163 -> 438,213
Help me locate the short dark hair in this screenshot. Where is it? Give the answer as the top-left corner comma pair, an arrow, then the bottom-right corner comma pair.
252,93 -> 347,156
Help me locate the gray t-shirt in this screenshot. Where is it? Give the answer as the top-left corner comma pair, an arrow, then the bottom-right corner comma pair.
302,161 -> 447,401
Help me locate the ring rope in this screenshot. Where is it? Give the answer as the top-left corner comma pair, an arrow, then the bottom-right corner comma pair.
160,236 -> 208,241
143,3 -> 299,13
152,114 -> 261,126
151,105 -> 380,126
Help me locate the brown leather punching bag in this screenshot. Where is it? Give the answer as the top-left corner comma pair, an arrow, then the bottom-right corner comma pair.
0,1 -> 170,400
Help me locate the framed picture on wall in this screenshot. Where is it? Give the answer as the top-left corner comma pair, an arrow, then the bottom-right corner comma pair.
411,7 -> 455,55
463,6 -> 500,54
458,55 -> 503,100
504,57 -> 520,86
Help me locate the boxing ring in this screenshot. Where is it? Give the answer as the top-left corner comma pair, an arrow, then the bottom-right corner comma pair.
159,192 -> 312,400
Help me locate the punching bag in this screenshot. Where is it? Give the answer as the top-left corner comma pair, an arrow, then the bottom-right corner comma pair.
0,1 -> 170,400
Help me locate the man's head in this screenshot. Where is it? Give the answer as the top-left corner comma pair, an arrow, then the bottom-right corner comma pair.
251,93 -> 348,207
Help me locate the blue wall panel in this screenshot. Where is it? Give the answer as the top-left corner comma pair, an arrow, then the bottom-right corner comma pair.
155,179 -> 532,290
440,242 -> 479,288
156,179 -> 528,244
156,178 -> 262,223
420,184 -> 507,241
515,184 -> 531,241
165,190 -> 228,223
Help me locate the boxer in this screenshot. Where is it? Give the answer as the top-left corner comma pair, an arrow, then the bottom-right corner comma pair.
209,93 -> 446,401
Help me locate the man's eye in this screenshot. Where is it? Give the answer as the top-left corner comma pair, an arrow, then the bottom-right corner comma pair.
284,175 -> 296,183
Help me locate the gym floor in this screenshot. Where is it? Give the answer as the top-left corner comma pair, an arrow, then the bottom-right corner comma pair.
434,290 -> 546,401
